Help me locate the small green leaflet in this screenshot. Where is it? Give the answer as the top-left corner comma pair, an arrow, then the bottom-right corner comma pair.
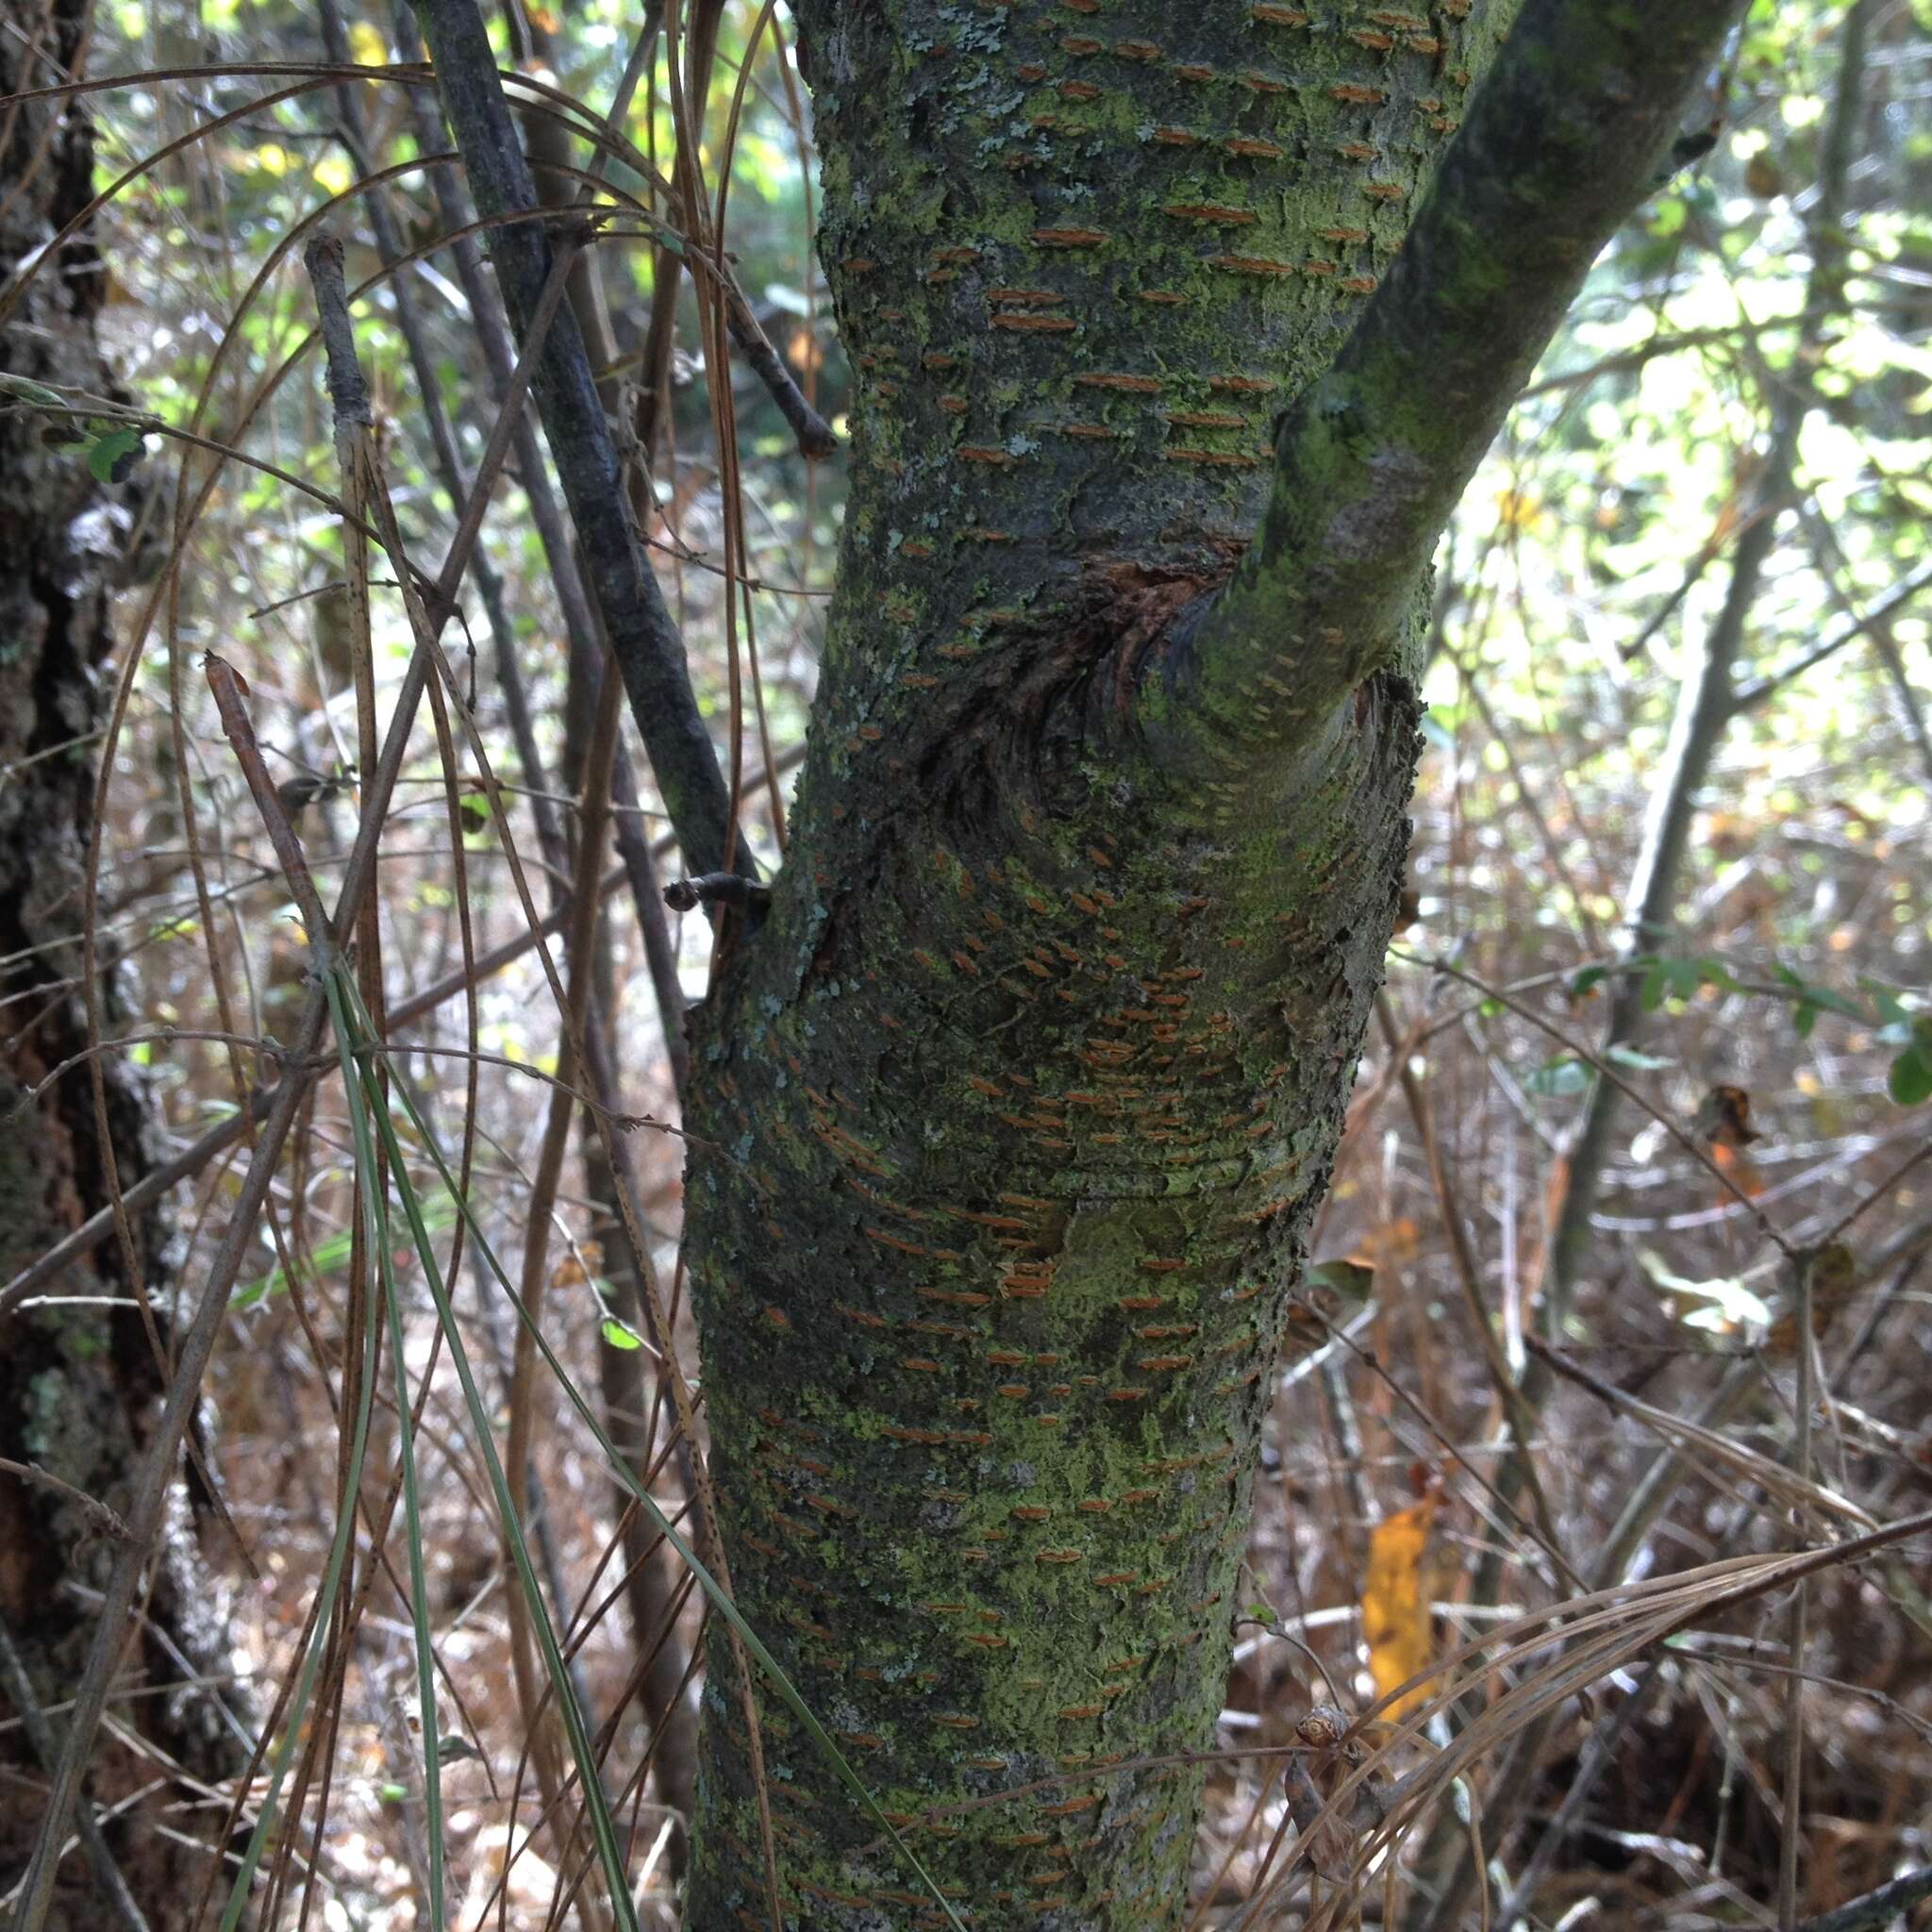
1772,961 -> 1866,1039
1869,985 -> 1914,1031
1524,1056 -> 1591,1097
0,375 -> 146,480
0,371 -> 68,408
1568,958 -> 1924,1106
1605,1043 -> 1672,1072
235,1191 -> 457,1309
87,425 -> 144,483
1638,954 -> 1737,1011
1306,1257 -> 1375,1301
601,1317 -> 644,1351
1890,1020 -> 1932,1106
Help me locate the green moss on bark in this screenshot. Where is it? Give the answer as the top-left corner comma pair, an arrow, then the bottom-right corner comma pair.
676,4 -> 1507,1925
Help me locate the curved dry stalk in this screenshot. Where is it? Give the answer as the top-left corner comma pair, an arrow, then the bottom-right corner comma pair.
1525,1337 -> 1874,1536
10,189 -> 595,1932
1236,1507 -> 1932,1929
504,672 -> 628,1926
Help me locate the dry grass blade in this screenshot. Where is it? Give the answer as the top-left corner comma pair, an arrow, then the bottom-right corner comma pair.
1229,1508 -> 1932,1927
1526,1337 -> 1876,1534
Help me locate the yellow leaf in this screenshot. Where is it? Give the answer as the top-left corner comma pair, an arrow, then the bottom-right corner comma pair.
1492,488 -> 1543,533
1363,1495 -> 1438,1721
347,20 -> 388,67
1357,1215 -> 1420,1269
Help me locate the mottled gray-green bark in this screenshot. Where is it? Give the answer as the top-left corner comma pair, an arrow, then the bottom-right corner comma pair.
411,0 -> 1741,1922
677,7 -> 1493,1925
0,3 -> 246,1923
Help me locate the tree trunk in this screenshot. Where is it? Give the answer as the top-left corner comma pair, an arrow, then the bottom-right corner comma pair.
0,5 -> 247,1923
410,0 -> 1742,1919
677,8 -> 1507,1924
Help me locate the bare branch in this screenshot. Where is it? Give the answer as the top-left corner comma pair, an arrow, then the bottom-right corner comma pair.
413,0 -> 741,875
1794,1867 -> 1932,1932
1731,558 -> 1932,710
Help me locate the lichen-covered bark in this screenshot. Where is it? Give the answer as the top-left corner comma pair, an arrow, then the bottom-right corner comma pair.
1186,0 -> 1739,759
0,7 -> 246,1922
678,6 -> 1515,1925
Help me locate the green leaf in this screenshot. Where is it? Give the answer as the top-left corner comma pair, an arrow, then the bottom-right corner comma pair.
1570,963 -> 1611,997
235,1194 -> 455,1309
601,1317 -> 643,1351
1307,1258 -> 1375,1301
1524,1056 -> 1592,1097
1890,1041 -> 1932,1107
1866,985 -> 1912,1029
1637,954 -> 1724,1012
1606,1043 -> 1672,1072
0,370 -> 70,407
1794,981 -> 1865,1024
86,425 -> 144,483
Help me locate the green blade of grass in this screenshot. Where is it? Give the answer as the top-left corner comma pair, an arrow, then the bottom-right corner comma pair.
339,975 -> 968,1931
213,978 -> 386,1932
333,972 -> 641,1932
328,978 -> 445,1928
235,1192 -> 456,1312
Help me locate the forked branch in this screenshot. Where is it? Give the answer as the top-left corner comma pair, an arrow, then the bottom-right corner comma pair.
1168,0 -> 1745,777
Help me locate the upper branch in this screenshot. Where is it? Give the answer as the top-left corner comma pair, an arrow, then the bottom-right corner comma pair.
1154,0 -> 1745,786
413,0 -> 740,876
